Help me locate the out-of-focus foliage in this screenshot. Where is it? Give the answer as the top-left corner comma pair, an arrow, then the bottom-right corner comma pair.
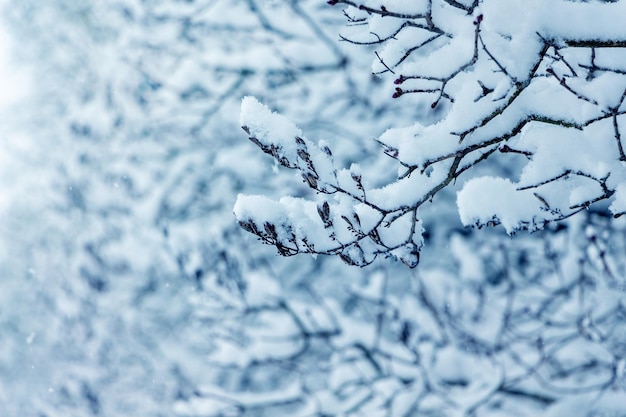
0,0 -> 410,415
1,1 -> 625,416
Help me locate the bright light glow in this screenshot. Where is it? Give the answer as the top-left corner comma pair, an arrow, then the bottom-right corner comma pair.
0,0 -> 29,110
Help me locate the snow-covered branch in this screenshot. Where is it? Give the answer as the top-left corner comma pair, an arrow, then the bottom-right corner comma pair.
237,0 -> 626,266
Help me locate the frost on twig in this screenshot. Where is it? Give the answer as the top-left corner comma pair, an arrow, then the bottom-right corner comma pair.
237,0 -> 626,266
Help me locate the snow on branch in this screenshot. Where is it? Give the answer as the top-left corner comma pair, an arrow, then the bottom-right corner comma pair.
237,0 -> 626,266
235,97 -> 422,267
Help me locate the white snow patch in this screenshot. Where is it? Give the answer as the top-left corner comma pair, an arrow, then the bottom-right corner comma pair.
457,177 -> 543,233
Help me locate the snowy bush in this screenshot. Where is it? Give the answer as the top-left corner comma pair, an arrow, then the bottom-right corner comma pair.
178,212 -> 626,417
1,0 -> 625,416
0,0 -> 409,415
236,0 -> 626,266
